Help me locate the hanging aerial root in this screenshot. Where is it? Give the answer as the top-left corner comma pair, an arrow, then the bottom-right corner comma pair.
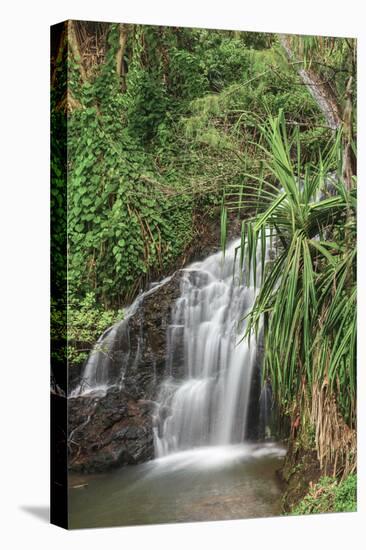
311,381 -> 356,478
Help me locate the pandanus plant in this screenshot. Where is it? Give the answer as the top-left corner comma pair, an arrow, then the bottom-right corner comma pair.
222,110 -> 356,475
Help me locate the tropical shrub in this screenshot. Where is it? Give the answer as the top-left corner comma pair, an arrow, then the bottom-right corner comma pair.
224,111 -> 356,475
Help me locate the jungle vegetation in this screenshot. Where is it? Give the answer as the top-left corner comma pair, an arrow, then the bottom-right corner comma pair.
51,22 -> 356,506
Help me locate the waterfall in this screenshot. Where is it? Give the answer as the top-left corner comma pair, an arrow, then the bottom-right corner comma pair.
154,238 -> 266,457
73,324 -> 121,396
71,275 -> 173,397
72,235 -> 270,461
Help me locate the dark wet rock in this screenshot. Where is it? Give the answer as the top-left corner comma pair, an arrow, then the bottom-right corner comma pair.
68,388 -> 154,472
68,272 -> 182,473
68,362 -> 84,392
122,271 -> 182,400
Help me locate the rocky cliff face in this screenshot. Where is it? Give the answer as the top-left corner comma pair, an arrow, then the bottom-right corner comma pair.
68,389 -> 155,472
68,272 -> 182,473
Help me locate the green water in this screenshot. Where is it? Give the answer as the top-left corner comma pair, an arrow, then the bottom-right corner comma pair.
69,443 -> 286,529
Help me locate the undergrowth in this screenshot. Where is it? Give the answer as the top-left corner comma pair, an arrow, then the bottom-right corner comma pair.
291,474 -> 357,515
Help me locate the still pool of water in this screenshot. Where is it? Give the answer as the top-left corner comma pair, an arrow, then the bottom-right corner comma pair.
69,443 -> 286,529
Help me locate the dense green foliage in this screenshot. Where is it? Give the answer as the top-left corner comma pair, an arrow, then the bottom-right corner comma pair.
222,112 -> 356,474
67,293 -> 123,365
63,24 -> 335,309
291,474 -> 357,515
51,293 -> 123,367
238,115 -> 356,424
51,23 -> 356,485
67,25 -> 195,306
217,36 -> 356,476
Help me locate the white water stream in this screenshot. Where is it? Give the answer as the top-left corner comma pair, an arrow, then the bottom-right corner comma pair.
73,237 -> 270,465
154,238 -> 267,457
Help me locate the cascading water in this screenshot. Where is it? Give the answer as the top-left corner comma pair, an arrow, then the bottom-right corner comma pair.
71,275 -> 173,397
72,235 -> 272,462
74,324 -> 121,396
154,238 -> 267,457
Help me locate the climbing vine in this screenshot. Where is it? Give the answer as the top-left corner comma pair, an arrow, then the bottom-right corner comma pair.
67,24 -> 194,307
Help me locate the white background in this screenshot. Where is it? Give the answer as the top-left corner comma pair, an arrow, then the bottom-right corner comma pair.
0,0 -> 365,548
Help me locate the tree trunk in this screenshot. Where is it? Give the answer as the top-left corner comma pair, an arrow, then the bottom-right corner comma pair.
279,34 -> 342,131
116,24 -> 129,91
68,20 -> 87,83
342,76 -> 356,189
